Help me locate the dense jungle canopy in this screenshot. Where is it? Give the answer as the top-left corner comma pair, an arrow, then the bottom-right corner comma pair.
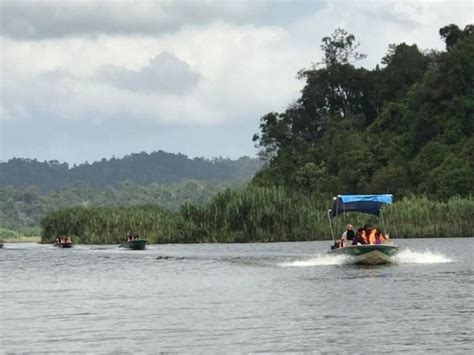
0,151 -> 262,191
252,24 -> 473,200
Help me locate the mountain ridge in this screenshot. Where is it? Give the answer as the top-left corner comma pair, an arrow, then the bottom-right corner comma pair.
0,149 -> 263,191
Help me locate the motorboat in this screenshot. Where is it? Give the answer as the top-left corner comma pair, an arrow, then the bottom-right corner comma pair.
119,238 -> 147,250
327,194 -> 398,265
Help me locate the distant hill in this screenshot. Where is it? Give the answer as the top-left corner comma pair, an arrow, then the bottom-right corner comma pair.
0,150 -> 263,191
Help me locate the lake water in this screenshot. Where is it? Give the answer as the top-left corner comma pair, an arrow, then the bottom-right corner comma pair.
1,239 -> 472,353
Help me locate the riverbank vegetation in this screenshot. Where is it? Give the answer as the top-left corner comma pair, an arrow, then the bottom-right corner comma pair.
0,179 -> 246,233
40,189 -> 474,244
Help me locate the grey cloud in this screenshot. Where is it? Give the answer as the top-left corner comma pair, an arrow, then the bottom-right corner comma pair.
0,0 -> 172,39
0,0 -> 327,40
97,52 -> 200,95
0,113 -> 258,164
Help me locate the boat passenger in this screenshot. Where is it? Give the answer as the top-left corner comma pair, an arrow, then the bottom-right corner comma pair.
375,229 -> 385,244
340,224 -> 354,247
368,228 -> 377,244
352,228 -> 363,245
357,228 -> 367,244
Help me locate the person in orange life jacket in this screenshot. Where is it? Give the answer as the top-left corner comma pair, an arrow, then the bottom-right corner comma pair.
363,224 -> 375,244
367,228 -> 377,244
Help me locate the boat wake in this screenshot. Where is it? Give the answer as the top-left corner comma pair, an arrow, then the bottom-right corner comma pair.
280,248 -> 454,267
280,253 -> 351,267
393,248 -> 453,264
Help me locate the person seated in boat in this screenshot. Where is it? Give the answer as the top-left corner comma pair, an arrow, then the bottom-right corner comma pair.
375,229 -> 385,244
126,233 -> 133,241
352,228 -> 361,245
356,228 -> 367,244
340,224 -> 355,247
367,227 -> 378,244
362,224 -> 375,244
56,236 -> 61,245
65,236 -> 72,243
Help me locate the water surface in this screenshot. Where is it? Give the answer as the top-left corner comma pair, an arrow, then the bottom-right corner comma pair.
1,238 -> 472,353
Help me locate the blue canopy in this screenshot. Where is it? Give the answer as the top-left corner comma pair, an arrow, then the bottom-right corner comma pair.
330,194 -> 392,217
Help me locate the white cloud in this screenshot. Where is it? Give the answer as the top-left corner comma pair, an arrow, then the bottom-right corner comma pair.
1,21 -> 306,126
0,0 -> 472,162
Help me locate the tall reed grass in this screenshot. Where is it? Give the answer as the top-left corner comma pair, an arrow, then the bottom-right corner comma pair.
40,188 -> 474,244
40,205 -> 182,244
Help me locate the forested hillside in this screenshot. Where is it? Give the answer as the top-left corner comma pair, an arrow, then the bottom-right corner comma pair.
252,24 -> 473,199
0,151 -> 262,191
0,179 -> 245,235
0,151 -> 261,235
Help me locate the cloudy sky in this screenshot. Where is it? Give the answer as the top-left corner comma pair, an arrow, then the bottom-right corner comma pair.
0,0 -> 472,164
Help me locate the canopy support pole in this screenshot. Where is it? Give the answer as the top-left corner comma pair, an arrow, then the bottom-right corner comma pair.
327,209 -> 335,242
380,209 -> 386,234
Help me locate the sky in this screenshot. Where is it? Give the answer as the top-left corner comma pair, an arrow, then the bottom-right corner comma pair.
0,0 -> 472,164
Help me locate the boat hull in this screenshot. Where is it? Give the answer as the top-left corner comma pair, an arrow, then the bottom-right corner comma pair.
55,242 -> 73,248
330,244 -> 398,265
119,239 -> 147,250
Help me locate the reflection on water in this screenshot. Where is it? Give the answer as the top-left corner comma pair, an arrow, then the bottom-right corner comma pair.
0,238 -> 472,353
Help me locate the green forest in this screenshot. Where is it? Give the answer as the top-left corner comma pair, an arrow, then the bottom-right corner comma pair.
252,24 -> 473,199
0,179 -> 248,238
2,24 -> 474,243
0,151 -> 262,191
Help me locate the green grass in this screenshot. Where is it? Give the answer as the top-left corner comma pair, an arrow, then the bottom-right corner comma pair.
2,235 -> 41,243
0,227 -> 41,242
39,188 -> 474,244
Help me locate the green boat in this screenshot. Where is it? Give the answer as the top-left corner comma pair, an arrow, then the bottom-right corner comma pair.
119,239 -> 147,250
330,243 -> 399,265
327,194 -> 399,265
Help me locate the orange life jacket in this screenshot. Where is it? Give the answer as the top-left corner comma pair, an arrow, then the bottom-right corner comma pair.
368,229 -> 376,244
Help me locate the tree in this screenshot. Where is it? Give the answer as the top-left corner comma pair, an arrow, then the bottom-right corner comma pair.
319,27 -> 367,66
439,24 -> 473,50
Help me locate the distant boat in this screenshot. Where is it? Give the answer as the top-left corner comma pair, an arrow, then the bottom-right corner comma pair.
54,237 -> 73,248
327,194 -> 399,265
119,238 -> 147,250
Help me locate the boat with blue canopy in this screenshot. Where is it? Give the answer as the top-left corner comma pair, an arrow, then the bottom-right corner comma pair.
327,194 -> 398,265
